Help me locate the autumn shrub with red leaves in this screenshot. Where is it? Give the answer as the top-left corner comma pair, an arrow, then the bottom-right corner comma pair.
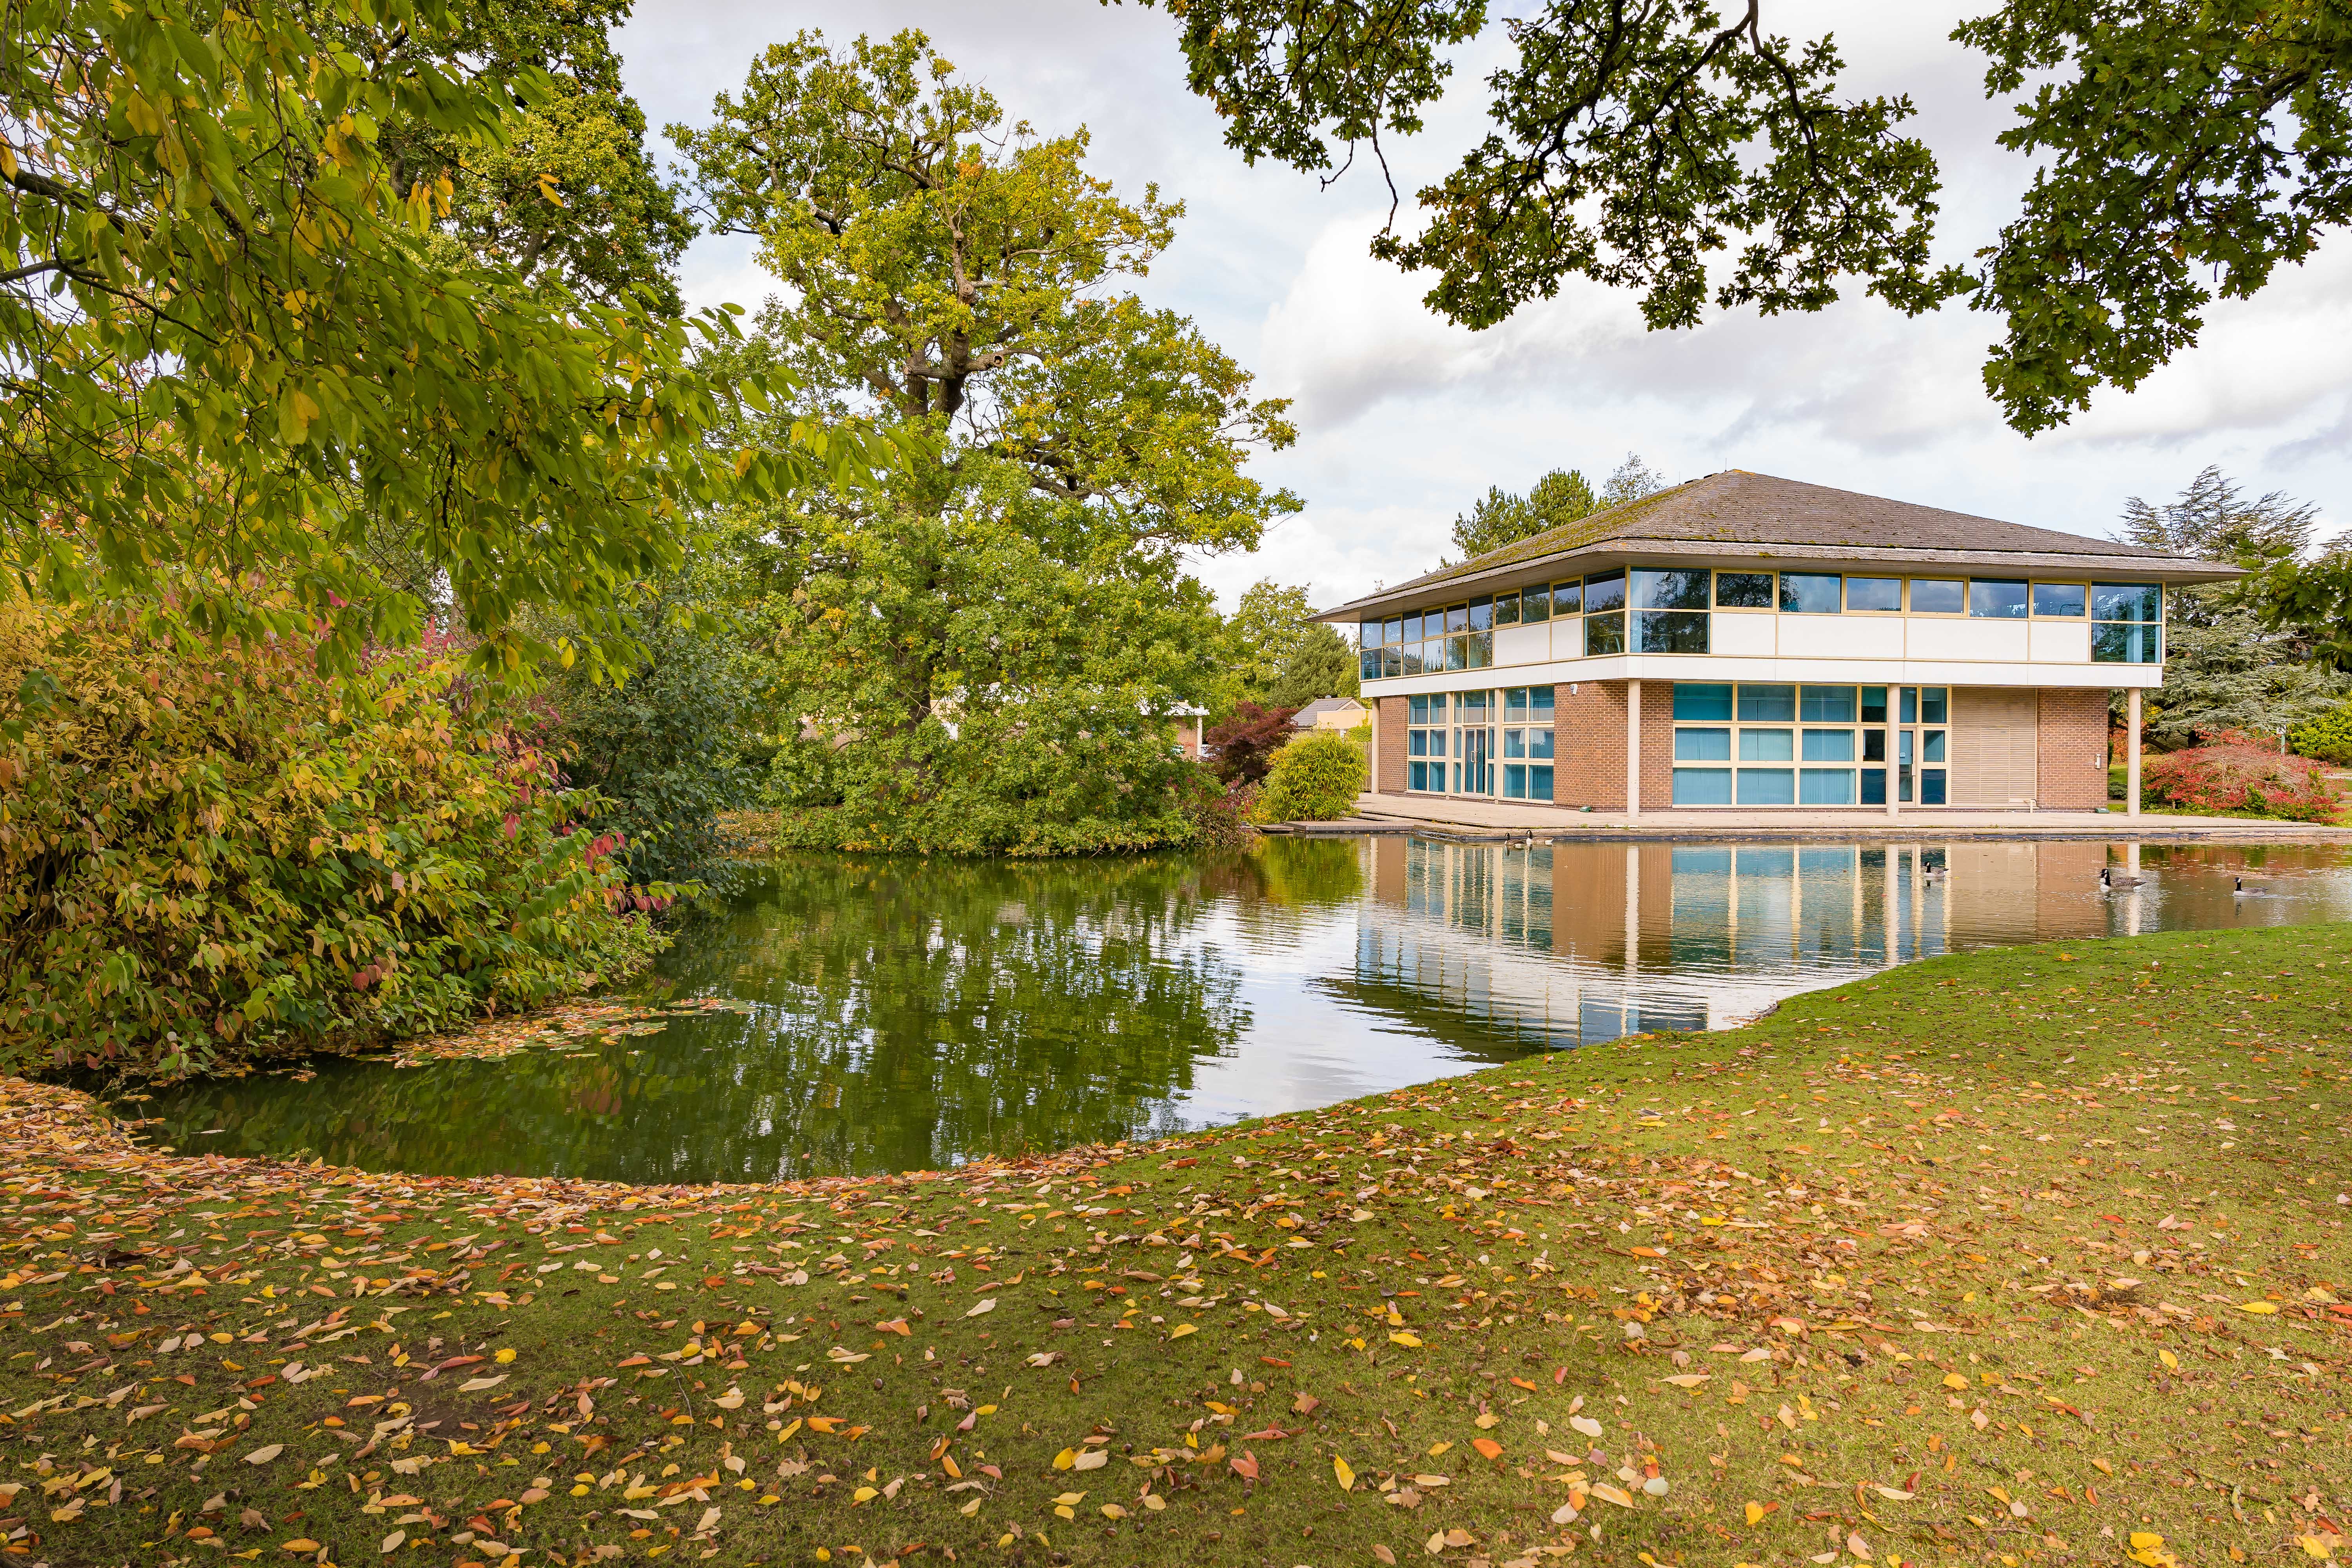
0,596 -> 665,1080
2140,729 -> 2343,822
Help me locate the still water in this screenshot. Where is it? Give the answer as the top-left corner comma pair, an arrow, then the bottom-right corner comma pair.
124,837 -> 2352,1185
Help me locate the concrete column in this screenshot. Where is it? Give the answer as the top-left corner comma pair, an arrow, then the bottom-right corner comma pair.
1626,678 -> 1642,818
2126,689 -> 2142,817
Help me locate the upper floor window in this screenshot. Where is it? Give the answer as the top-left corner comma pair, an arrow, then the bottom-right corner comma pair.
1779,573 -> 1843,614
1969,579 -> 2031,619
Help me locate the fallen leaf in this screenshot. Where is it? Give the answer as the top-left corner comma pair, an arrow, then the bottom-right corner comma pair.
1334,1456 -> 1356,1491
965,1298 -> 997,1318
243,1444 -> 284,1466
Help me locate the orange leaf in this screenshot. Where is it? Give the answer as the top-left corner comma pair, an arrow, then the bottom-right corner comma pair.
1472,1438 -> 1503,1461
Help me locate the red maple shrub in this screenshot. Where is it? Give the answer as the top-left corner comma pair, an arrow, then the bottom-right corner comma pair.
1204,701 -> 1298,787
2140,729 -> 2342,822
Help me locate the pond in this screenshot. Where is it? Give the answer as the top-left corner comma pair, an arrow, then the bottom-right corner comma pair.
121,836 -> 2352,1185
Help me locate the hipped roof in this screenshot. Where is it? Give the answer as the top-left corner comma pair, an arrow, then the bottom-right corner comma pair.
1315,470 -> 2241,622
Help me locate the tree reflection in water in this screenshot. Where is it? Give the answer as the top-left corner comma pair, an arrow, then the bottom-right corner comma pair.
120,837 -> 2352,1184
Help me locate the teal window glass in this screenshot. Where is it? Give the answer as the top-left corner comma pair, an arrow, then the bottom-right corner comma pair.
1739,684 -> 1796,722
2092,583 -> 2161,622
1502,763 -> 1528,799
1528,686 -> 1553,719
1379,646 -> 1401,678
1799,768 -> 1856,805
1383,616 -> 1402,644
1408,760 -> 1430,791
1900,686 -> 1918,724
1909,578 -> 1965,614
1802,729 -> 1856,762
1632,568 -> 1711,610
1673,768 -> 1733,806
1799,684 -> 1855,722
1780,573 -> 1843,613
1921,688 -> 1947,724
1502,728 -> 1526,759
1969,579 -> 2030,618
1921,770 -> 1947,805
1739,728 -> 1795,762
1526,730 -> 1553,760
1529,765 -> 1553,802
1407,730 -> 1428,757
2092,623 -> 2162,663
1846,577 -> 1902,612
1583,571 -> 1626,612
1922,730 -> 1947,763
1675,728 -> 1731,761
2033,583 -> 2087,617
1635,610 -> 1709,653
1360,644 -> 1379,682
1860,686 -> 1888,723
1714,572 -> 1774,609
1503,687 -> 1529,720
1738,768 -> 1796,805
1673,682 -> 1732,721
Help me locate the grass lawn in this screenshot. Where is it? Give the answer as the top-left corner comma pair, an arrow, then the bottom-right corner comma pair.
3,924 -> 2348,1568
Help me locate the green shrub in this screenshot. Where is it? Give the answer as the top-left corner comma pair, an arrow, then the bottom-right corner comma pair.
1252,733 -> 1367,823
0,600 -> 664,1080
2290,701 -> 2352,766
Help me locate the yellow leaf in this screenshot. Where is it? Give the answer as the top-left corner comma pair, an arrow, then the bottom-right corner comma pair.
1168,1324 -> 1197,1339
1052,1449 -> 1077,1470
1389,1332 -> 1423,1347
2159,1349 -> 2178,1370
2297,1535 -> 2334,1559
2240,1301 -> 2278,1314
1662,1374 -> 1708,1389
1333,1456 -> 1355,1491
1941,1373 -> 1970,1390
1745,1502 -> 1765,1526
1590,1482 -> 1636,1508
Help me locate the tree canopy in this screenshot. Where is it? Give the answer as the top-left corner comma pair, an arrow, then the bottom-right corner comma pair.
1446,454 -> 1662,562
2,0 -> 855,679
1227,579 -> 1357,711
673,31 -> 1297,853
1131,0 -> 2352,433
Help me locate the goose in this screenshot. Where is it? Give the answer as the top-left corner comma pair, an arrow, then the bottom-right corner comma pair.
2234,876 -> 2269,896
2100,866 -> 2145,891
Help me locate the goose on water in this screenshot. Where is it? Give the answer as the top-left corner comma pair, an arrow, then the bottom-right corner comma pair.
2100,866 -> 2145,890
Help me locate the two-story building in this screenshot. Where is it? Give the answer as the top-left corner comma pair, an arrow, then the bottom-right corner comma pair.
1316,471 -> 2238,816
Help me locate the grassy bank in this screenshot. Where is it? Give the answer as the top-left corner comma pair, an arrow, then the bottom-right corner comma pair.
2,924 -> 2348,1568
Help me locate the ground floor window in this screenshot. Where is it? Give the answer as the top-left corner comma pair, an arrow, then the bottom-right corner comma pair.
1406,686 -> 1552,799
1670,682 -> 1947,806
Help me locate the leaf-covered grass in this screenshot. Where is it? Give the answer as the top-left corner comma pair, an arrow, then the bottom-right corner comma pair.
3,923 -> 2348,1568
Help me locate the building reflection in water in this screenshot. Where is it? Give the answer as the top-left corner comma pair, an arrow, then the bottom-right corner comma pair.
1351,837 -> 2227,1049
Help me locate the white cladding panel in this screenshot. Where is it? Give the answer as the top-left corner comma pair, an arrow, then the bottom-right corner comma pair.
1708,613 -> 1777,657
1776,615 -> 1903,659
1907,617 -> 2029,662
1495,622 -> 1551,667
2029,621 -> 2092,663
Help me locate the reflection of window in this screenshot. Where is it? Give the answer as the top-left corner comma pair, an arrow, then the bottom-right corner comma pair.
1846,577 -> 1902,612
1633,569 -> 1710,609
1582,571 -> 1626,611
1969,579 -> 2030,618
1550,580 -> 1582,617
1780,573 -> 1843,614
1584,612 -> 1625,655
2032,582 -> 2087,616
1909,578 -> 1965,614
1714,572 -> 1774,609
2092,581 -> 2163,663
1635,610 -> 1709,652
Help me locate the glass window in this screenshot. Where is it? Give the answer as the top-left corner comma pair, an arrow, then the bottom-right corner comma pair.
1528,766 -> 1553,802
2033,582 -> 2087,617
1739,728 -> 1795,762
1780,573 -> 1844,614
1714,572 -> 1774,609
1446,636 -> 1467,671
1383,616 -> 1402,645
1899,686 -> 1917,724
1673,682 -> 1733,721
1846,577 -> 1902,612
1920,687 -> 1947,724
1361,618 -> 1380,647
1360,644 -> 1380,682
1799,684 -> 1855,722
1502,728 -> 1526,759
1408,730 -> 1428,758
1675,728 -> 1731,761
2093,583 -> 2162,623
2092,623 -> 2162,663
1632,568 -> 1711,610
1465,631 -> 1493,668
1862,728 -> 1887,762
1584,613 -> 1625,656
1673,768 -> 1733,806
1920,771 -> 1947,806
1526,729 -> 1554,759
1457,691 -> 1488,719
1635,610 -> 1709,653
1468,595 -> 1494,631
1860,685 -> 1888,724
1583,571 -> 1626,612
1922,730 -> 1947,763
1521,586 -> 1550,624
1527,685 -> 1553,720
1494,592 -> 1520,626
1380,646 -> 1402,678
1799,768 -> 1857,805
1909,578 -> 1965,614
1446,603 -> 1469,633
1861,768 -> 1886,805
1408,695 -> 1431,724
1738,768 -> 1796,805
1503,688 -> 1529,720
1802,729 -> 1856,762
1739,684 -> 1796,722
1403,611 -> 1424,641
1502,763 -> 1528,800
1969,579 -> 2030,618
1408,760 -> 1430,791
1552,580 -> 1582,617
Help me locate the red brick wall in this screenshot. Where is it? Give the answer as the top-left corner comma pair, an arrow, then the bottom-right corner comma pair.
2038,689 -> 2110,809
1640,681 -> 1675,811
1555,680 -> 1626,808
1375,696 -> 1408,795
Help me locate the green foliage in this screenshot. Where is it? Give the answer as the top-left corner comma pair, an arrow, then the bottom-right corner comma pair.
546,577 -> 755,890
1446,460 -> 1661,563
2290,701 -> 2352,767
1252,732 -> 1366,823
675,31 -> 1294,855
0,598 -> 663,1080
1140,0 -> 2352,432
1228,580 -> 1355,710
2,0 -> 861,678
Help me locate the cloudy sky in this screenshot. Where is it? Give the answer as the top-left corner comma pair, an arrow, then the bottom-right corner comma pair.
615,0 -> 2352,612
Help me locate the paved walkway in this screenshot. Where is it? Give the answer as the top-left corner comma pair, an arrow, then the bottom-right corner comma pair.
1285,793 -> 2352,842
